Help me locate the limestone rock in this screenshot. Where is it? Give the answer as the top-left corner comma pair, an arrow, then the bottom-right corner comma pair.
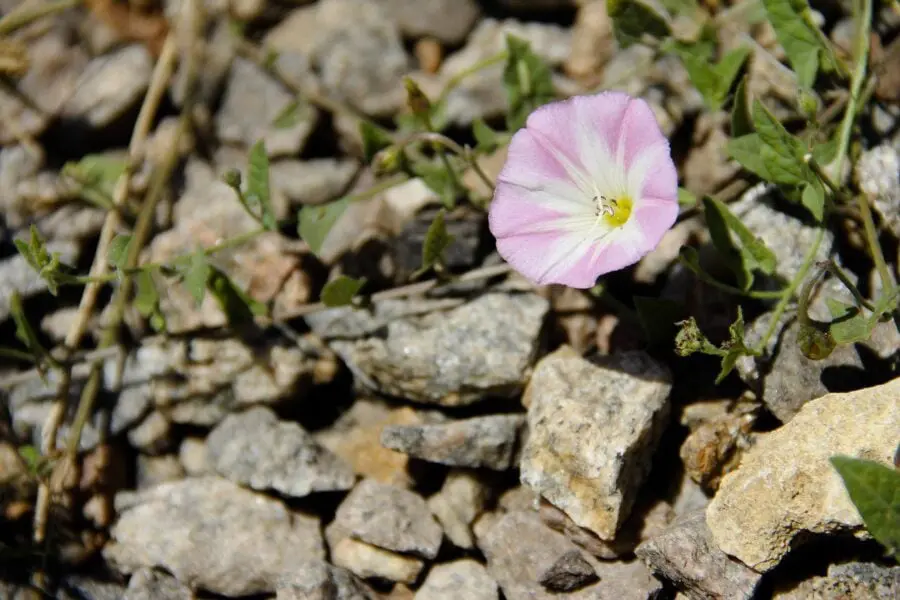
105,477 -> 325,596
414,560 -> 499,600
774,561 -> 900,599
275,561 -> 376,600
331,538 -> 425,584
206,406 -> 356,498
636,510 -> 762,599
707,378 -> 900,571
124,568 -> 194,600
381,415 -> 524,470
520,347 -> 672,539
427,470 -> 491,549
331,479 -> 443,559
332,293 -> 548,406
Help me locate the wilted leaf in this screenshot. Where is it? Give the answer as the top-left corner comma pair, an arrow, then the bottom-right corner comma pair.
298,197 -> 350,257
831,456 -> 900,559
674,316 -> 721,356
247,140 -> 276,231
716,308 -> 754,383
607,0 -> 672,49
762,0 -> 839,88
321,275 -> 367,307
503,34 -> 555,131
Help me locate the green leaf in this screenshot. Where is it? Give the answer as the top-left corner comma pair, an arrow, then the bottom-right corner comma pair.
207,265 -> 267,326
671,42 -> 750,111
420,210 -> 454,273
811,134 -> 839,165
716,308 -> 754,383
360,121 -> 394,164
728,134 -> 772,180
320,275 -> 367,307
412,160 -> 459,209
607,0 -> 672,49
107,234 -> 133,269
502,34 -> 556,131
677,187 -> 698,208
10,291 -> 52,370
298,197 -> 350,257
634,296 -> 683,346
14,226 -> 63,296
674,316 -> 722,357
801,180 -> 825,222
750,100 -> 817,188
472,118 -> 500,153
62,154 -> 126,207
731,76 -> 753,137
247,140 -> 276,231
271,100 -> 305,129
761,0 -> 839,88
704,196 -> 777,290
824,297 -> 873,344
182,250 -> 210,306
831,456 -> 900,559
133,270 -> 166,332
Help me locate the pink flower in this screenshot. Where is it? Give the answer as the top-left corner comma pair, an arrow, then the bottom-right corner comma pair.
488,92 -> 679,288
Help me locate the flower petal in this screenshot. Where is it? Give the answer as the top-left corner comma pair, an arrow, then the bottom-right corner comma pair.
631,196 -> 679,249
497,128 -> 592,214
495,227 -> 604,288
626,139 -> 678,202
488,181 -> 573,239
618,96 -> 670,171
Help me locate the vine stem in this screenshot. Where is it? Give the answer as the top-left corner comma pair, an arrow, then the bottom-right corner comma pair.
754,227 -> 827,354
0,0 -> 79,36
31,34 -> 179,554
827,0 -> 872,184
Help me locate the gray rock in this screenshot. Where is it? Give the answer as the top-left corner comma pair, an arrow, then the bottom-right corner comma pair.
391,208 -> 487,280
381,414 -> 524,470
415,560 -> 499,600
271,159 -> 359,206
438,19 -> 571,125
124,568 -> 194,600
331,293 -> 548,406
729,187 -> 834,282
539,549 -> 600,592
105,476 -> 325,596
206,406 -> 356,498
136,454 -> 185,489
774,562 -> 900,599
178,437 -> 211,476
59,577 -> 125,600
128,410 -> 173,454
380,0 -> 482,44
216,57 -> 317,157
330,478 -> 443,559
857,144 -> 900,238
266,0 -> 411,117
0,28 -> 88,144
62,45 -> 153,127
306,297 -> 465,340
520,347 -> 672,540
0,240 -> 79,321
707,378 -> 900,571
331,537 -> 425,583
276,560 -> 376,600
427,470 -> 491,549
478,511 -> 663,600
636,510 -> 761,600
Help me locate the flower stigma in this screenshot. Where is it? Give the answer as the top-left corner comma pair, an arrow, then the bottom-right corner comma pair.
594,194 -> 633,228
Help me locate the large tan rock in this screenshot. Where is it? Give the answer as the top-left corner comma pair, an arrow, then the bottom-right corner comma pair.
706,378 -> 900,571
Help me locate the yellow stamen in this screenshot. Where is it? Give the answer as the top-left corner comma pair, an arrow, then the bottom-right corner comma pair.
599,195 -> 633,228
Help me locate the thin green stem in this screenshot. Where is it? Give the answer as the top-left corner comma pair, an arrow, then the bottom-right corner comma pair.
436,52 -> 507,106
827,0 -> 872,183
822,259 -> 875,311
397,132 -> 496,193
677,256 -> 787,299
755,226 -> 827,354
0,0 -> 79,36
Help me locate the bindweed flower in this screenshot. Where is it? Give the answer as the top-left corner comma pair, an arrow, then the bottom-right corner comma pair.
488,92 -> 678,288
